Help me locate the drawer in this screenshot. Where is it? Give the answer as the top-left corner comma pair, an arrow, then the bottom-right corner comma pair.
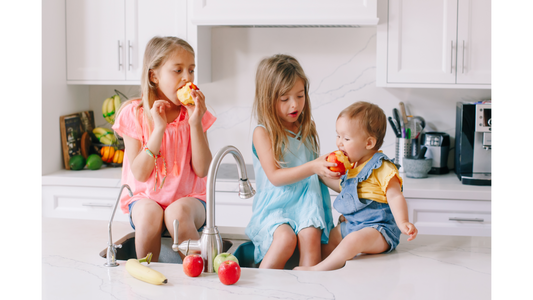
406,198 -> 491,237
43,186 -> 128,222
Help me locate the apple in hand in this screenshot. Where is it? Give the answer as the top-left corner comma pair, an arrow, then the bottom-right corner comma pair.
218,260 -> 241,285
213,252 -> 239,274
182,254 -> 204,277
326,150 -> 353,175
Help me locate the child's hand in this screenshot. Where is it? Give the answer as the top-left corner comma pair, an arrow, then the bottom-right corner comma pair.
313,154 -> 342,179
398,222 -> 418,241
185,89 -> 207,127
151,100 -> 171,132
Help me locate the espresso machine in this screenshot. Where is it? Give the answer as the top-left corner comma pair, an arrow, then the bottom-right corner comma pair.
455,102 -> 491,185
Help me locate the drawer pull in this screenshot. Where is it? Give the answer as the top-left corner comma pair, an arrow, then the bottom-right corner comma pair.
449,217 -> 484,222
82,203 -> 113,208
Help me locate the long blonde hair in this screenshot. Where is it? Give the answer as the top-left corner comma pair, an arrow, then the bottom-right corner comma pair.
117,36 -> 195,138
253,54 -> 320,167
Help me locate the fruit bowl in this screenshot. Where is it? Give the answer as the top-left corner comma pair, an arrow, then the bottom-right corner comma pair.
94,139 -> 125,167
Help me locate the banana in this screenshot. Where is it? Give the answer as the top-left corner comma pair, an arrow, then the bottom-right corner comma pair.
102,97 -> 111,120
102,97 -> 114,124
93,127 -> 112,137
113,94 -> 121,118
125,253 -> 167,285
100,135 -> 114,145
107,95 -> 116,124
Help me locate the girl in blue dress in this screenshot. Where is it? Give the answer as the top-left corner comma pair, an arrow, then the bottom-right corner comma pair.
245,54 -> 338,269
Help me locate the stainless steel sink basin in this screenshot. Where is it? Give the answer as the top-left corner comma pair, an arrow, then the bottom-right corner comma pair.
99,232 -> 234,264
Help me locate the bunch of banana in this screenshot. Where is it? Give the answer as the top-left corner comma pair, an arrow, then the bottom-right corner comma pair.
125,253 -> 168,285
113,149 -> 124,164
93,127 -> 117,145
102,94 -> 122,125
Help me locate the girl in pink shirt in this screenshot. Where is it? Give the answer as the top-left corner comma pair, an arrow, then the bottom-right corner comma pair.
113,36 -> 216,261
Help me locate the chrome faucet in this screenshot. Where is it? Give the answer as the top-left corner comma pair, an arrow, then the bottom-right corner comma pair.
104,184 -> 133,267
172,145 -> 255,273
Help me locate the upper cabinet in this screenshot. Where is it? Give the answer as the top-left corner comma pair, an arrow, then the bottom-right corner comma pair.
66,0 -> 187,85
189,0 -> 378,26
376,0 -> 491,89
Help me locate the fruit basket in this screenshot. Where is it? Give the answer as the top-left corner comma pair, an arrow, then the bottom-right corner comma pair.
95,138 -> 124,167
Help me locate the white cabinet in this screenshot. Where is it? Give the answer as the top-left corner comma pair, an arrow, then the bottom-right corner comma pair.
189,0 -> 378,26
406,198 -> 491,237
66,0 -> 187,85
376,0 -> 491,89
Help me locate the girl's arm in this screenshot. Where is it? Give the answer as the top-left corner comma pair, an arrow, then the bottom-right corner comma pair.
123,100 -> 170,182
185,89 -> 212,178
254,126 -> 339,187
318,176 -> 341,193
386,176 -> 418,241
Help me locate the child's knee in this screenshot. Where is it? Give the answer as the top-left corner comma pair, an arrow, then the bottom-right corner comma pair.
274,225 -> 297,248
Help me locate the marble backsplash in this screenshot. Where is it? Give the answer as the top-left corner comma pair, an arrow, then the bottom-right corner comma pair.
89,27 -> 491,167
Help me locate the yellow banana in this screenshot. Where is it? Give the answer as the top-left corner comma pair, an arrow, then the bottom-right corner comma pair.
93,127 -> 112,138
125,253 -> 167,285
102,97 -> 110,119
107,96 -> 116,124
113,94 -> 121,117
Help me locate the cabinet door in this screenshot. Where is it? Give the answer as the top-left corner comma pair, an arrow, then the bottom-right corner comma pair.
456,0 -> 491,84
66,0 -> 126,81
387,0 -> 458,84
125,0 -> 187,81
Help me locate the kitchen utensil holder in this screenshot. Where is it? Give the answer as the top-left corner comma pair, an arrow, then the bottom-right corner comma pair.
395,138 -> 413,173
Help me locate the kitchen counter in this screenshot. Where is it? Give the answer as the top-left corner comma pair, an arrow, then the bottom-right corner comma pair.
43,164 -> 490,201
42,217 -> 490,300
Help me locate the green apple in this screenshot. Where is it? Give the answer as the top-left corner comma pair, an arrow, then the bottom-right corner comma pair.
213,253 -> 239,274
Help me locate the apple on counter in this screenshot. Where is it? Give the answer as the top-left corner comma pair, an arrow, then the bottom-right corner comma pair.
218,261 -> 241,285
213,253 -> 239,274
182,255 -> 204,277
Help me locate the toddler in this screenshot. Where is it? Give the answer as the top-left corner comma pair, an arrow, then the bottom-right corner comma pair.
295,101 -> 418,271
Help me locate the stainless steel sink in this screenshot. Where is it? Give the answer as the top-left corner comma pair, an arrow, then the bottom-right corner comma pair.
232,241 -> 300,270
99,232 -> 234,264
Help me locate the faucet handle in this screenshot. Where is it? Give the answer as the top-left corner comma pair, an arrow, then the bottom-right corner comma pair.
115,244 -> 122,249
172,220 -> 179,252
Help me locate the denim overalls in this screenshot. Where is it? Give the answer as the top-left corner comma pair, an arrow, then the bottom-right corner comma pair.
333,152 -> 402,253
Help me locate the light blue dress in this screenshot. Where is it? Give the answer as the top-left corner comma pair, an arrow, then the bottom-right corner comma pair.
245,125 -> 334,263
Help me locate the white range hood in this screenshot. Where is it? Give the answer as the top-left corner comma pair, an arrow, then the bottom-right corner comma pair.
188,0 -> 378,27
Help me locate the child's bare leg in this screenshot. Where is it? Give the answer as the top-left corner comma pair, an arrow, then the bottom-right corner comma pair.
131,199 -> 164,261
259,224 -> 297,269
320,225 -> 342,261
164,197 -> 206,260
296,227 -> 389,271
297,227 -> 322,267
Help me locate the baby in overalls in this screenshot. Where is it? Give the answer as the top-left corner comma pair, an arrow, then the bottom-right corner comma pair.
295,101 -> 418,271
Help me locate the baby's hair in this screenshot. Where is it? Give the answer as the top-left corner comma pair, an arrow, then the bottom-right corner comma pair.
117,36 -> 195,136
338,101 -> 387,150
253,54 -> 319,167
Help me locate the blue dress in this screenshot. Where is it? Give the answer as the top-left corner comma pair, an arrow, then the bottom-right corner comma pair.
245,125 -> 334,263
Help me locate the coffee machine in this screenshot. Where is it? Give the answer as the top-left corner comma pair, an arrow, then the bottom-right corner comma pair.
455,102 -> 491,185
422,132 -> 450,174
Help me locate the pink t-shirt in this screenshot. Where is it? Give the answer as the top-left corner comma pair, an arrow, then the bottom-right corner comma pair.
112,100 -> 216,214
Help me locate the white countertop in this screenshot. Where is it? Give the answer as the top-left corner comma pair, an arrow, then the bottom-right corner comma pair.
42,217 -> 490,300
43,165 -> 491,201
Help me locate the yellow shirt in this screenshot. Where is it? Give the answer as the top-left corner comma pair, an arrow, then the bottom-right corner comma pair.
340,151 -> 403,204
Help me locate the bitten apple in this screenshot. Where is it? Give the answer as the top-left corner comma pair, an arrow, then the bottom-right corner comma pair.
182,255 -> 204,277
213,253 -> 240,274
218,260 -> 241,285
177,82 -> 199,105
326,150 -> 353,175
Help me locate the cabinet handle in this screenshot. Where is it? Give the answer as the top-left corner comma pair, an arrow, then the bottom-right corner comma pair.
462,40 -> 465,74
128,40 -> 133,71
82,203 -> 113,208
118,40 -> 123,71
450,41 -> 454,74
449,217 -> 484,222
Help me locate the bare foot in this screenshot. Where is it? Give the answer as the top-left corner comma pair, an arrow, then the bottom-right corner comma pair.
293,266 -> 315,271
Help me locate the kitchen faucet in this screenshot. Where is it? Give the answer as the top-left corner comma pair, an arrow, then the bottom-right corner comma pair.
104,184 -> 133,267
172,145 -> 255,273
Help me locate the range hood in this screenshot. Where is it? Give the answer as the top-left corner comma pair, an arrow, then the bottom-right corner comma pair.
189,0 -> 379,27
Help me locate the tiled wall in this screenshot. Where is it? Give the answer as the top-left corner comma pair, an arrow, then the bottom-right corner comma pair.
89,27 -> 491,168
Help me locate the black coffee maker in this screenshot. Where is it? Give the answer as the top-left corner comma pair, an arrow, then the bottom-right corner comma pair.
421,132 -> 450,174
454,102 -> 491,186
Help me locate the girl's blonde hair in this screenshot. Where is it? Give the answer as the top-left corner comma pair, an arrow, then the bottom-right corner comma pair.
338,101 -> 387,150
253,54 -> 319,167
118,36 -> 195,137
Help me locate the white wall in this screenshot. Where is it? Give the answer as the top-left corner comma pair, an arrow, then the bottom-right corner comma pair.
88,26 -> 491,169
42,0 -> 89,175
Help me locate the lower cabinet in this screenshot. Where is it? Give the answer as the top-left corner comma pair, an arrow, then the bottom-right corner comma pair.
406,198 -> 491,237
42,186 -> 127,222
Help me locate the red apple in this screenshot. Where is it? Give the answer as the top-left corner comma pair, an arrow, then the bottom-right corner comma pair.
326,150 -> 353,175
183,255 -> 204,277
217,260 -> 241,285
